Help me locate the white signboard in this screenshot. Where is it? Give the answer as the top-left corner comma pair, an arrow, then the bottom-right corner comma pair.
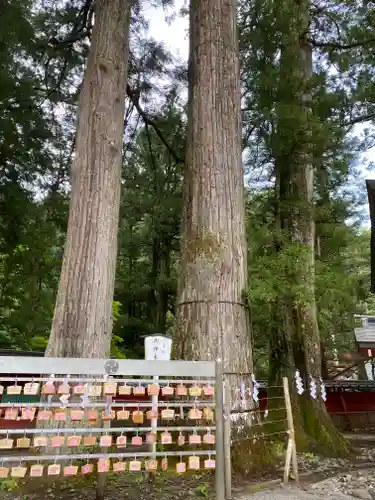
144,335 -> 172,361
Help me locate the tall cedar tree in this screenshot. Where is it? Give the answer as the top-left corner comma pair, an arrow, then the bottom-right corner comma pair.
271,0 -> 348,453
174,0 -> 252,372
47,0 -> 132,357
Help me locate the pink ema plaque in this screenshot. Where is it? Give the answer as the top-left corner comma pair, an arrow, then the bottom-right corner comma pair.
30,465 -> 44,477
64,465 -> 78,476
48,464 -> 61,476
82,463 -> 93,475
98,460 -> 110,473
113,461 -> 126,472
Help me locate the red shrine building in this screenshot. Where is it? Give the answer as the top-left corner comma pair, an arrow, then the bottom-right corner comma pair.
354,315 -> 375,380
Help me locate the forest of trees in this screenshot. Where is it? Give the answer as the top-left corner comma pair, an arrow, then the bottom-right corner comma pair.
1,0 -> 374,457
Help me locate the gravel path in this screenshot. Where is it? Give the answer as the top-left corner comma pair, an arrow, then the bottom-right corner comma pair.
236,486 -> 357,500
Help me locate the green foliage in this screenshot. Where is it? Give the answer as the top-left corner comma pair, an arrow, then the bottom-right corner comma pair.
0,478 -> 18,492
195,483 -> 209,498
247,187 -> 372,375
113,108 -> 184,357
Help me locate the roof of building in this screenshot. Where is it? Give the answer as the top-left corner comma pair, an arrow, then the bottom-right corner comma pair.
355,327 -> 375,344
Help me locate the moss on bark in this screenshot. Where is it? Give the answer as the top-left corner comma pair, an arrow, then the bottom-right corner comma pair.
299,396 -> 351,456
231,433 -> 282,476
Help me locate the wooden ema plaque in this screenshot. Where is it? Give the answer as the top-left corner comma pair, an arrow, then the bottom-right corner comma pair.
132,410 -> 144,424
0,375 -> 216,479
145,459 -> 157,471
176,384 -> 187,396
84,435 -> 97,446
42,382 -> 55,395
103,381 -> 117,396
11,466 -> 27,478
0,438 -> 13,449
118,384 -> 131,395
30,465 -> 44,477
203,384 -> 214,397
48,464 -> 61,476
161,408 -> 175,420
16,437 -> 31,448
24,382 -> 40,395
100,435 -> 112,447
162,385 -> 174,396
113,461 -> 126,472
129,460 -> 142,472
7,384 -> 22,395
188,456 -> 200,470
176,462 -> 186,474
64,465 -> 78,476
189,433 -> 202,445
82,463 -> 94,475
0,467 -> 9,478
133,384 -> 145,396
0,455 -> 216,478
51,436 -> 65,448
116,435 -> 127,447
131,435 -> 142,446
57,383 -> 70,395
147,384 -> 160,396
55,409 -> 67,421
117,409 -> 130,420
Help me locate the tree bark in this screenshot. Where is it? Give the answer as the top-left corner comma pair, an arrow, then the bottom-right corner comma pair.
271,0 -> 349,454
174,0 -> 252,374
46,0 -> 131,358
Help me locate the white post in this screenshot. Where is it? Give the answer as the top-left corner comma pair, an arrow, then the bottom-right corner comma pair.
144,335 -> 172,460
151,375 -> 159,457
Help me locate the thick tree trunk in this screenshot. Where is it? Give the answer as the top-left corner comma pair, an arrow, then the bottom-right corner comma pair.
174,1 -> 254,473
270,0 -> 349,455
155,247 -> 170,333
46,0 -> 131,358
174,0 -> 252,374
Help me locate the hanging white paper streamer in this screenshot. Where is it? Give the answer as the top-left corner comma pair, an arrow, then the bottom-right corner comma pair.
295,370 -> 304,395
233,387 -> 240,412
81,384 -> 89,407
320,378 -> 327,402
60,394 -> 69,406
240,381 -> 246,411
251,373 -> 260,403
230,387 -> 241,424
105,395 -> 112,417
264,409 -> 269,420
309,375 -> 317,399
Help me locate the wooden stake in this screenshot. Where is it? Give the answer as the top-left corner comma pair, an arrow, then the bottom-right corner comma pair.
283,435 -> 292,484
283,377 -> 299,485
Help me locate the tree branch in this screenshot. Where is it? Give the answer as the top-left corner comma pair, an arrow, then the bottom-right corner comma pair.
126,84 -> 184,164
344,112 -> 375,127
308,37 -> 375,50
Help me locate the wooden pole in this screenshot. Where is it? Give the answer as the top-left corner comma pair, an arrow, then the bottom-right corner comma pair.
223,379 -> 232,499
215,360 -> 226,500
96,420 -> 110,500
283,377 -> 299,485
283,436 -> 292,484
